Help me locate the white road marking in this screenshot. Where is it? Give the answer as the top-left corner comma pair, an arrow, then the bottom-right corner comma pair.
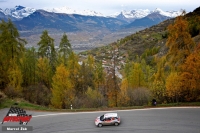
32,107 -> 200,118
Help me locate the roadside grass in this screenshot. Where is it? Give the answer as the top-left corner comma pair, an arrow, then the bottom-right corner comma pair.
0,98 -> 15,109
156,102 -> 200,107
1,98 -> 200,112
0,98 -> 144,112
0,98 -> 48,111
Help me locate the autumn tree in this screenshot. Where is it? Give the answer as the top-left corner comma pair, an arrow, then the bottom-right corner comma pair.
106,72 -> 117,107
166,72 -> 182,103
166,13 -> 199,102
140,59 -> 154,88
0,19 -> 26,61
77,55 -> 96,95
150,57 -> 166,103
118,78 -> 130,106
179,44 -> 200,101
166,14 -> 195,70
51,64 -> 74,109
122,59 -> 153,105
66,52 -> 81,95
124,59 -> 132,78
94,61 -> 105,88
128,62 -> 145,88
0,19 -> 26,91
20,47 -> 38,87
108,44 -> 120,107
79,62 -> 88,94
36,57 -> 51,89
187,14 -> 200,37
94,61 -> 105,106
85,55 -> 96,89
7,59 -> 23,96
0,46 -> 8,90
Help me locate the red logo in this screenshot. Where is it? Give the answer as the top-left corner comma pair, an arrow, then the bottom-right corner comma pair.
1,107 -> 32,125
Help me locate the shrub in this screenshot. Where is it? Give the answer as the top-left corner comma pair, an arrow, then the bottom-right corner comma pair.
128,87 -> 151,106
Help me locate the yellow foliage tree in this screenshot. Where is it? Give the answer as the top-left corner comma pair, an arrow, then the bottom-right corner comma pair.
166,72 -> 182,103
36,57 -> 51,88
150,57 -> 166,102
66,52 -> 80,95
87,55 -> 95,69
7,60 -> 23,94
0,20 -> 26,90
151,80 -> 165,103
118,78 -> 130,106
129,63 -> 145,89
51,64 -> 74,109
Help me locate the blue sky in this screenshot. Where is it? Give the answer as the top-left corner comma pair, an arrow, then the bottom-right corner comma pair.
0,0 -> 199,15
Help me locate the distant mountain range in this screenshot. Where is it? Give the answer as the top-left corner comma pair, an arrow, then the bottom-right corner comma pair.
0,6 -> 36,19
0,5 -> 183,49
14,10 -> 127,32
125,11 -> 171,28
0,5 -> 182,21
114,8 -> 182,22
0,5 -> 183,32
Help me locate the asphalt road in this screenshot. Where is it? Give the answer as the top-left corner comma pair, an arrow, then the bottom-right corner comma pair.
0,107 -> 200,133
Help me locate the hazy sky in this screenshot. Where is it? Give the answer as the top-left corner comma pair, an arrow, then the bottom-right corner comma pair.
0,0 -> 198,15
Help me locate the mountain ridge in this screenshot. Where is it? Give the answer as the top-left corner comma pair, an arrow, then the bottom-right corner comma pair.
124,11 -> 171,28
0,5 -> 182,22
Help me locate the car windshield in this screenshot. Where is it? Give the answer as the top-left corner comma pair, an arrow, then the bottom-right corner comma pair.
100,115 -> 104,121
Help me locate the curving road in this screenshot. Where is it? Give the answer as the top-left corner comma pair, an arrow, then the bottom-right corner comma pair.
0,107 -> 200,133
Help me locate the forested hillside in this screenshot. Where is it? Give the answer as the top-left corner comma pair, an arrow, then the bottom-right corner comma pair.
0,7 -> 200,109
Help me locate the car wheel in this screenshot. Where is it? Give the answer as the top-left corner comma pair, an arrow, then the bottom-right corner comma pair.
98,123 -> 103,127
23,122 -> 27,125
114,122 -> 119,126
19,120 -> 23,125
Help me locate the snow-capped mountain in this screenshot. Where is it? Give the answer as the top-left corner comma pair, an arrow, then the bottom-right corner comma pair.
2,5 -> 36,19
0,5 -> 182,23
112,9 -> 150,19
152,8 -> 182,18
44,7 -> 105,17
45,7 -> 182,19
113,8 -> 182,22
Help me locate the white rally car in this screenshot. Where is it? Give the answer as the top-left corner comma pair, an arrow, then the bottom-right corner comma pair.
95,113 -> 120,127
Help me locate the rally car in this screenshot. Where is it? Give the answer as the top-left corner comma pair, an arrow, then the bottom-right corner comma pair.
95,113 -> 120,127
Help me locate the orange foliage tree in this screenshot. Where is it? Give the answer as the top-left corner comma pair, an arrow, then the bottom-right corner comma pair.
166,14 -> 195,70
179,44 -> 200,101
